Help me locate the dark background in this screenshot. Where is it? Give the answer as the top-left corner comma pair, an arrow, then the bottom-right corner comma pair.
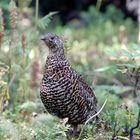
31,0 -> 137,25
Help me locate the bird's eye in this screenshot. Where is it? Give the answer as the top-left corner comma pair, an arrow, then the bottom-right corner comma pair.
50,36 -> 54,40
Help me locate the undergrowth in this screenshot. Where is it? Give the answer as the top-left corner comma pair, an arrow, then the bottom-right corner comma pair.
0,0 -> 140,140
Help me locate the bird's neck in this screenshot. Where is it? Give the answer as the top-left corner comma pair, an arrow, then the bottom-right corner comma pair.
45,53 -> 69,69
47,52 -> 66,62
44,54 -> 69,76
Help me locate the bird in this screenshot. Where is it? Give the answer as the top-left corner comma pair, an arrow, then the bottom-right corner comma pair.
40,32 -> 98,134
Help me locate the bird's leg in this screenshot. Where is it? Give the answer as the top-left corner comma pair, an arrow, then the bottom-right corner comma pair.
92,116 -> 101,133
59,117 -> 69,125
67,125 -> 78,136
59,118 -> 78,136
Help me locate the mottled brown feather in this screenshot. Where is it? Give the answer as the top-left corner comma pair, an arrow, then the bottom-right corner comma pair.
40,33 -> 98,125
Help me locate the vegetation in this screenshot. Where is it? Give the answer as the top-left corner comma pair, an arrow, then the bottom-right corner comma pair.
0,0 -> 140,140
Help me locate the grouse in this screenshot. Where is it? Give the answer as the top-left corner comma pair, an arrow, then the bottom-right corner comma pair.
40,32 -> 98,131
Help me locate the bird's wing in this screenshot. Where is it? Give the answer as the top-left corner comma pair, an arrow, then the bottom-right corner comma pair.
64,66 -> 97,104
78,75 -> 94,96
77,74 -> 97,103
55,62 -> 97,104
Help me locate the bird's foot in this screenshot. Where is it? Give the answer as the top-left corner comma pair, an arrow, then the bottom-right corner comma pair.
59,117 -> 69,125
66,125 -> 78,137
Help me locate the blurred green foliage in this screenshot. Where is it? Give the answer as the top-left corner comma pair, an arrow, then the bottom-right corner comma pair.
0,1 -> 139,139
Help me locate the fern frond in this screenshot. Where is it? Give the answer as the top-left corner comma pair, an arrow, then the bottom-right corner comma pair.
37,11 -> 58,30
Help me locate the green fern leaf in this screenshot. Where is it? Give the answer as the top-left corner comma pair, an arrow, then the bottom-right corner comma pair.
37,11 -> 58,30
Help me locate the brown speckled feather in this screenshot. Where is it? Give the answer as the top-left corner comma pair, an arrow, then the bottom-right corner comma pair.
40,33 -> 98,125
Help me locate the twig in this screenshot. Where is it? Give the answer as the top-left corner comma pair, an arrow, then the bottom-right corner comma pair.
35,0 -> 39,28
129,107 -> 140,140
132,74 -> 139,98
129,67 -> 140,140
96,0 -> 104,11
116,136 -> 129,140
111,121 -> 121,140
77,98 -> 107,140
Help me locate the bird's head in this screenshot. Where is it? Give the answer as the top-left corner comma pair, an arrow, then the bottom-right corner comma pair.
41,33 -> 64,55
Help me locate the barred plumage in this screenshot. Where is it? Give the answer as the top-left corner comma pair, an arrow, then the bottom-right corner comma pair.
40,33 -> 98,127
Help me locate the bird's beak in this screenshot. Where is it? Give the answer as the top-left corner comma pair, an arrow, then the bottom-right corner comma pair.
41,35 -> 50,47
41,36 -> 46,41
